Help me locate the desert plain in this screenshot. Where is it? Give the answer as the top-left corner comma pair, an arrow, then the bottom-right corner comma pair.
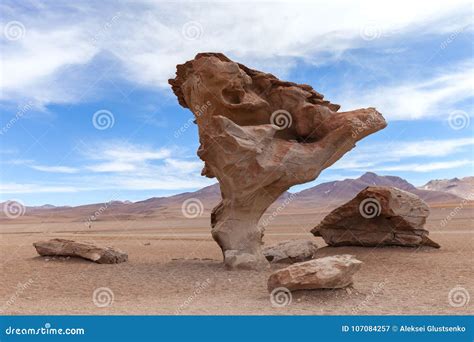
1,200 -> 472,315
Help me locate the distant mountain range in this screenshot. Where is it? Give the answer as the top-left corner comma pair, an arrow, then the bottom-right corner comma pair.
1,173 -> 469,222
293,172 -> 465,207
418,176 -> 473,200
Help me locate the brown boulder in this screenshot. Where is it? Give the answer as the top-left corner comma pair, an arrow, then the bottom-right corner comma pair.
169,52 -> 386,269
267,254 -> 362,291
33,239 -> 128,264
263,239 -> 318,263
311,186 -> 440,248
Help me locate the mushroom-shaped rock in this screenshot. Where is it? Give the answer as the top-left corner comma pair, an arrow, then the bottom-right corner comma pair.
263,239 -> 318,263
33,239 -> 128,264
169,53 -> 387,270
311,186 -> 440,248
267,254 -> 362,291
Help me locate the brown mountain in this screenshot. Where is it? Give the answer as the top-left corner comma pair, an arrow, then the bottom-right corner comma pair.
419,176 -> 473,200
292,172 -> 463,208
1,173 -> 464,223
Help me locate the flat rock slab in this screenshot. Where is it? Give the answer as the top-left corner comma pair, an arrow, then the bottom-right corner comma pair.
268,254 -> 362,292
263,239 -> 318,263
33,239 -> 128,264
311,186 -> 440,248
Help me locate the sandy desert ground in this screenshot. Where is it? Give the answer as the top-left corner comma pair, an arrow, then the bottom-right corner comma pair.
1,204 -> 472,315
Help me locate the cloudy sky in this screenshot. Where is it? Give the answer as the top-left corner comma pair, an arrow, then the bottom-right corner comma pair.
0,0 -> 472,205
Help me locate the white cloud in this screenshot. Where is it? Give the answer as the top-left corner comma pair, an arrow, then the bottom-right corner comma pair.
338,60 -> 474,120
99,145 -> 171,162
30,165 -> 79,173
371,160 -> 471,172
163,158 -> 203,174
0,0 -> 472,106
333,137 -> 474,170
4,159 -> 79,173
82,142 -> 172,172
392,138 -> 474,158
0,183 -> 80,194
85,161 -> 137,173
0,28 -> 98,105
108,175 -> 212,191
0,141 -> 210,194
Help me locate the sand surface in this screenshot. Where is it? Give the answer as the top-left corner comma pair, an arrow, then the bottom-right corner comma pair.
1,205 -> 472,315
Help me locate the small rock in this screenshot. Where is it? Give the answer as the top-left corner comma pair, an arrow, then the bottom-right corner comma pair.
224,250 -> 269,270
267,255 -> 362,292
263,239 -> 318,263
33,239 -> 128,264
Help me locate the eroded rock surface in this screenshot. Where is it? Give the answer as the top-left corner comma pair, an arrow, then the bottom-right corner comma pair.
169,52 -> 386,270
311,186 -> 440,248
267,254 -> 362,291
33,239 -> 128,264
263,239 -> 317,263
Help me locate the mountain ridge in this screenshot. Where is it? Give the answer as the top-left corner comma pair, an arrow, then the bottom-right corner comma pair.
1,173 -> 467,222
418,176 -> 473,200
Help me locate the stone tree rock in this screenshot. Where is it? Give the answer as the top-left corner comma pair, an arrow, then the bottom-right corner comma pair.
311,186 -> 440,248
169,52 -> 386,270
267,254 -> 362,291
33,239 -> 128,264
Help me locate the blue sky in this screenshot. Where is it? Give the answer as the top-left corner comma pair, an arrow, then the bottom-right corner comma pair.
0,0 -> 473,206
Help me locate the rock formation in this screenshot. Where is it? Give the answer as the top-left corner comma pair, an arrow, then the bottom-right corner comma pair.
311,186 -> 440,248
169,52 -> 386,270
263,239 -> 317,263
267,254 -> 362,291
33,239 -> 128,264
